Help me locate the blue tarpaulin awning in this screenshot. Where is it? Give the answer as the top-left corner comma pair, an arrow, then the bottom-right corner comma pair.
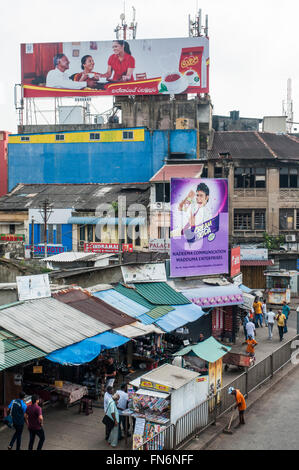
46,331 -> 129,366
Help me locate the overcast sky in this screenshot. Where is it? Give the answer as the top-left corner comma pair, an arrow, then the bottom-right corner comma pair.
0,0 -> 298,132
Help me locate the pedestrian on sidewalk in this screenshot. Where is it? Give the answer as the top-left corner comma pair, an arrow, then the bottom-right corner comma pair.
266,309 -> 276,340
116,383 -> 131,440
106,394 -> 120,448
7,391 -> 27,450
246,335 -> 258,362
275,310 -> 286,342
243,313 -> 250,341
253,297 -> 263,328
262,299 -> 268,326
228,387 -> 246,425
246,317 -> 256,339
25,395 -> 45,451
282,301 -> 290,334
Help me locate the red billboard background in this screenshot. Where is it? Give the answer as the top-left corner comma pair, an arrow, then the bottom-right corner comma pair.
230,246 -> 241,277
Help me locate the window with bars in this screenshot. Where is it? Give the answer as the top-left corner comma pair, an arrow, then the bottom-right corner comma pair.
234,209 -> 266,230
123,131 -> 134,140
55,134 -> 65,141
279,209 -> 295,230
90,133 -> 100,141
234,168 -> 266,188
21,136 -> 30,142
279,168 -> 299,188
214,166 -> 223,178
297,210 -> 299,230
155,183 -> 170,203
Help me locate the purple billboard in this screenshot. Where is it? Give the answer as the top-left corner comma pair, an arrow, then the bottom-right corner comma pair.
170,178 -> 228,277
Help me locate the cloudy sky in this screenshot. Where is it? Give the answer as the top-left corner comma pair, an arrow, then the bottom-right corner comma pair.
0,0 -> 298,132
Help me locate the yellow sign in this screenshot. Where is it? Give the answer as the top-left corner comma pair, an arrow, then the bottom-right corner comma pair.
155,383 -> 170,393
141,380 -> 153,389
33,366 -> 43,374
196,377 -> 207,382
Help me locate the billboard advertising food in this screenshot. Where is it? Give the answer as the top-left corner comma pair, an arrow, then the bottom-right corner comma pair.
21,37 -> 209,98
170,178 -> 228,278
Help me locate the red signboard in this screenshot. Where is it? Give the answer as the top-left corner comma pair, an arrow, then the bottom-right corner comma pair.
84,242 -> 133,253
230,246 -> 241,277
0,234 -> 24,242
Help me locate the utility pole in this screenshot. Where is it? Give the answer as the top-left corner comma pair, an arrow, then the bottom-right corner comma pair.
39,199 -> 53,259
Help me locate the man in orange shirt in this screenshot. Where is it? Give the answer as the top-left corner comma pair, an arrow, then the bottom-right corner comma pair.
246,335 -> 258,358
228,387 -> 246,425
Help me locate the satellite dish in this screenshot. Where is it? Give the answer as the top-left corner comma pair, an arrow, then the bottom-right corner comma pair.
120,13 -> 125,21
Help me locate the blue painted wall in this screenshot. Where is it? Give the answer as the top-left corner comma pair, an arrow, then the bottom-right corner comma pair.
29,223 -> 73,251
8,129 -> 198,190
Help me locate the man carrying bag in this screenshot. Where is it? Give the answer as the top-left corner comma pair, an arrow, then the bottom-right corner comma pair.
7,391 -> 27,450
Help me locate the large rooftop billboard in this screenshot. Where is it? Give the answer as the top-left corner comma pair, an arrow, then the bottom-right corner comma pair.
21,37 -> 209,98
170,178 -> 228,278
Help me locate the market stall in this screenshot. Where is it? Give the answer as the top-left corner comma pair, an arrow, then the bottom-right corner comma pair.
127,364 -> 206,449
172,336 -> 231,402
265,270 -> 298,304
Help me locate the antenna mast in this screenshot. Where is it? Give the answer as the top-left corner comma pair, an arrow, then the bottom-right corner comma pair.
114,4 -> 137,40
189,8 -> 208,37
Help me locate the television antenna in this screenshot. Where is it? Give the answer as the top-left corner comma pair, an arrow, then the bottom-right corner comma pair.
188,8 -> 208,37
114,3 -> 137,40
282,78 -> 294,133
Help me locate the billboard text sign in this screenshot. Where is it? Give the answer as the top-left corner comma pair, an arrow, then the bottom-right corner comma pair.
231,246 -> 241,277
21,37 -> 209,98
84,242 -> 133,253
170,178 -> 228,277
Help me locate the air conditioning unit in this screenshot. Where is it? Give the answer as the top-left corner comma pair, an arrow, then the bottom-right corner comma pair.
153,202 -> 163,210
285,235 -> 296,242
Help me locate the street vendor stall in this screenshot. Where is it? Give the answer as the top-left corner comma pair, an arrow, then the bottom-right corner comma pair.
128,364 -> 204,449
172,336 -> 231,401
265,270 -> 298,305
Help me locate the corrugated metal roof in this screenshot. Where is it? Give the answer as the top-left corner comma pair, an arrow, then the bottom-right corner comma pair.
155,303 -> 204,332
134,282 -> 191,306
0,328 -> 45,372
93,289 -> 149,318
150,164 -> 203,182
135,364 -> 199,390
113,322 -> 164,338
41,252 -> 114,263
240,260 -> 274,266
146,305 -> 174,320
53,289 -> 135,329
0,298 -> 109,353
173,336 -> 231,362
114,284 -> 154,310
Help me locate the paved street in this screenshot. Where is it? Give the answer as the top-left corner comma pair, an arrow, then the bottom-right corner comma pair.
206,365 -> 299,450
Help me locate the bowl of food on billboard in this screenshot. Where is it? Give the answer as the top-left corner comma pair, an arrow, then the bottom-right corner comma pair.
21,37 -> 209,98
159,72 -> 189,94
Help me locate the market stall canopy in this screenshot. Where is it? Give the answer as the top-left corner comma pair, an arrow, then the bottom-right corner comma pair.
93,288 -> 150,318
52,288 -> 136,328
133,282 -> 191,306
130,364 -> 199,391
181,285 -> 243,308
113,322 -> 164,338
173,336 -> 231,363
0,298 -> 110,353
45,331 -> 129,366
142,304 -> 205,333
0,328 -> 46,372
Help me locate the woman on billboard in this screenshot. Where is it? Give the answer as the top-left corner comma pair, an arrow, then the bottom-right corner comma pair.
70,55 -> 101,82
100,40 -> 135,82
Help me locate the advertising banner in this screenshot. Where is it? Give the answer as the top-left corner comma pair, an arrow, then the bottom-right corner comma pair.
21,37 -> 209,98
84,242 -> 133,253
24,244 -> 67,256
170,178 -> 228,278
230,246 -> 241,277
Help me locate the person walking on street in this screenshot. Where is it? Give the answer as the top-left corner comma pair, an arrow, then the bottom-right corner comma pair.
253,297 -> 263,328
7,391 -> 27,450
262,299 -> 268,326
25,395 -> 45,451
246,318 -> 256,339
104,357 -> 117,388
243,313 -> 249,341
276,310 -> 286,342
282,301 -> 290,334
116,383 -> 131,440
228,387 -> 246,425
106,394 -> 120,448
266,309 -> 276,340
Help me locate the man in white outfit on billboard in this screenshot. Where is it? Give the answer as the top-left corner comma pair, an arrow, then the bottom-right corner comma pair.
46,54 -> 97,89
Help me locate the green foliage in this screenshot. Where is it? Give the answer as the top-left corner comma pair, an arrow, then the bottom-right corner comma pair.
262,232 -> 285,250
